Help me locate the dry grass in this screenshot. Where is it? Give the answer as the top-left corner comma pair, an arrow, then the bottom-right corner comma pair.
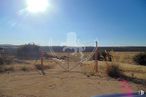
2,52 -> 146,78
0,51 -> 146,97
82,60 -> 146,81
1,59 -> 56,72
110,52 -> 140,64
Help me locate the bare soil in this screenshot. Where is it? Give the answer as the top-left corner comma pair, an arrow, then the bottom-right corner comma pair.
0,62 -> 145,97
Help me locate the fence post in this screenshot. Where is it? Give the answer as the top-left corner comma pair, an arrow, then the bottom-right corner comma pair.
40,51 -> 45,75
41,51 -> 44,65
67,50 -> 70,72
95,41 -> 98,73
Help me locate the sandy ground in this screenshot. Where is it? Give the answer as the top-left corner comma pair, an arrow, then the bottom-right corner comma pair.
0,62 -> 146,97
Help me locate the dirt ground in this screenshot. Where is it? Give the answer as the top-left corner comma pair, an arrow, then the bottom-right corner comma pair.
0,62 -> 146,97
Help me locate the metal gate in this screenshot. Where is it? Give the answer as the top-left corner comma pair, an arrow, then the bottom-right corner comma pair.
47,44 -> 97,73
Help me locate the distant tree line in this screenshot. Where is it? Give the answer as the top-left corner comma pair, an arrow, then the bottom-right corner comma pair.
40,46 -> 146,52
1,45 -> 146,53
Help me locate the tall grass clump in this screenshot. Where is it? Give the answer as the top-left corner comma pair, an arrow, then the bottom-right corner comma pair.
21,66 -> 28,71
0,66 -> 14,73
107,64 -> 123,78
0,66 -> 5,73
0,56 -> 13,65
133,53 -> 146,66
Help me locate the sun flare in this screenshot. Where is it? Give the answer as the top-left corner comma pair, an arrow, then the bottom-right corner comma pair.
26,0 -> 49,13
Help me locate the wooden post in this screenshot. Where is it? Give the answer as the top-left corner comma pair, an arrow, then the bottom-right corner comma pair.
40,51 -> 45,75
67,50 -> 70,72
95,41 -> 98,73
41,51 -> 44,65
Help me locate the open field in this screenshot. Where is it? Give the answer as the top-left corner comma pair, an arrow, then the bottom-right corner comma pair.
82,61 -> 146,80
1,0 -> 146,96
0,52 -> 146,97
110,52 -> 141,64
0,63 -> 146,97
1,71 -> 145,97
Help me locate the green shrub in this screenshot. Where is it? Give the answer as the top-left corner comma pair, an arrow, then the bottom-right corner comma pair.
107,64 -> 123,78
133,53 -> 146,66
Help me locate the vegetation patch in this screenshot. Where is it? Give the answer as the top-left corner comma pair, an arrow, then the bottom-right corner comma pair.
0,57 -> 13,65
17,43 -> 40,59
107,64 -> 123,78
21,66 -> 29,72
0,66 -> 14,73
133,53 -> 146,66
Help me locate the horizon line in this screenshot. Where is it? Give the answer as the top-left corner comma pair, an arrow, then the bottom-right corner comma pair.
0,43 -> 146,47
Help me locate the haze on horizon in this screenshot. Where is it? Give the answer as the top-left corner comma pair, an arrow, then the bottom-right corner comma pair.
0,0 -> 146,46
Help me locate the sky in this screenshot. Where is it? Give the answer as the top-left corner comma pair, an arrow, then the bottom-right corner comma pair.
0,0 -> 146,46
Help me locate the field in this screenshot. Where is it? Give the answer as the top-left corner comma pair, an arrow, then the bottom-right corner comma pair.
0,52 -> 146,97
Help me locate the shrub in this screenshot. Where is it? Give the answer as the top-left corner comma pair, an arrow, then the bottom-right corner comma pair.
103,51 -> 112,61
21,66 -> 28,71
17,43 -> 40,59
107,64 -> 123,78
133,53 -> 146,66
0,66 -> 5,73
0,66 -> 15,73
4,66 -> 14,72
92,52 -> 104,61
34,64 -> 46,75
0,57 -> 4,65
3,57 -> 14,65
0,56 -> 13,65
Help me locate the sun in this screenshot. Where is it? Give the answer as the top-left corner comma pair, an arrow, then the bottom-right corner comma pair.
26,0 -> 49,13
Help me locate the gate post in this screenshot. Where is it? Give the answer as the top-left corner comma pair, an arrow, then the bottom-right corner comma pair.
95,41 -> 98,73
67,50 -> 70,72
40,51 -> 45,75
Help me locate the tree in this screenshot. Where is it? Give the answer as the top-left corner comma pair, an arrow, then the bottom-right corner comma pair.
134,53 -> 146,66
17,43 -> 40,59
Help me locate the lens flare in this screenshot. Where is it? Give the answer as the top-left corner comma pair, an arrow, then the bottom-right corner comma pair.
26,0 -> 49,13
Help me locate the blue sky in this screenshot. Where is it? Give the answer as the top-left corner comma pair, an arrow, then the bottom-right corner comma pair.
0,0 -> 146,46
